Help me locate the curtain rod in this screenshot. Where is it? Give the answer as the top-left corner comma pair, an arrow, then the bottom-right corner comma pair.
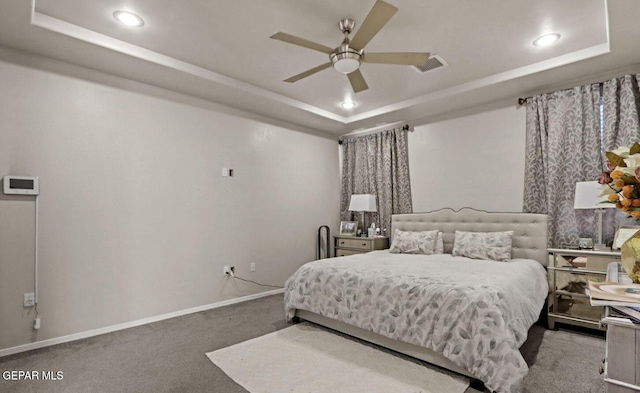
517,69 -> 640,107
338,124 -> 411,144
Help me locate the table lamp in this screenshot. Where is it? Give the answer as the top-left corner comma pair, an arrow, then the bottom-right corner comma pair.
348,194 -> 377,236
574,181 -> 615,251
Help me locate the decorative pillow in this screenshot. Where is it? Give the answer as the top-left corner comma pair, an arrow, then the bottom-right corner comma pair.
434,231 -> 444,254
389,229 -> 439,254
452,230 -> 514,261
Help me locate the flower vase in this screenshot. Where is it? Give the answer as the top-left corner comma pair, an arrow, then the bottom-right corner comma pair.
620,231 -> 640,283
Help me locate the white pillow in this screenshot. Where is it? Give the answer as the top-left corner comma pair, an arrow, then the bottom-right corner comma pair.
452,230 -> 513,262
389,229 -> 439,254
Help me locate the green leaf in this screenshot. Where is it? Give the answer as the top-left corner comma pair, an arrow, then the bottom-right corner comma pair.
607,151 -> 627,167
630,142 -> 640,155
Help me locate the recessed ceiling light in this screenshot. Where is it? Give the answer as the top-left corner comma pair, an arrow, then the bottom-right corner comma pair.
341,101 -> 356,109
113,10 -> 145,27
533,33 -> 561,47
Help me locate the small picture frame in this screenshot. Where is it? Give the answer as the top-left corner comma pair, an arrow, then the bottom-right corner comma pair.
612,226 -> 640,250
339,221 -> 358,236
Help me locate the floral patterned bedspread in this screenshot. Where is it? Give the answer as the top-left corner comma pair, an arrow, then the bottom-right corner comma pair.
284,251 -> 548,393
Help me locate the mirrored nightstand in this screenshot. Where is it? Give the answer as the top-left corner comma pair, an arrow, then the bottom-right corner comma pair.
547,248 -> 621,331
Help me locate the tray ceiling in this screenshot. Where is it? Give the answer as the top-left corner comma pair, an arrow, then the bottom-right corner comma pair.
0,0 -> 639,135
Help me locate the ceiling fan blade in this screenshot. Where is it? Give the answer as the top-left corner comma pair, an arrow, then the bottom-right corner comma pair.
347,69 -> 369,93
284,62 -> 333,83
270,32 -> 334,54
364,52 -> 431,66
349,0 -> 398,51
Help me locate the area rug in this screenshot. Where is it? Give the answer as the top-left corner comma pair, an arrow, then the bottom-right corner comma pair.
206,322 -> 469,393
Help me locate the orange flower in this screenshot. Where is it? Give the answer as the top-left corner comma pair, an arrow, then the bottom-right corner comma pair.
623,206 -> 631,212
621,198 -> 632,207
616,203 -> 623,209
611,170 -> 624,179
609,194 -> 620,202
623,185 -> 634,193
633,199 -> 640,207
615,179 -> 626,188
631,211 -> 640,219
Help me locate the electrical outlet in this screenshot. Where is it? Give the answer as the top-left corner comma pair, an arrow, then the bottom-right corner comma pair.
223,266 -> 235,276
33,318 -> 41,330
24,293 -> 35,307
250,262 -> 256,272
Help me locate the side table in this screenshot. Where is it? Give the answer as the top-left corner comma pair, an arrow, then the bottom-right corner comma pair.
547,248 -> 621,330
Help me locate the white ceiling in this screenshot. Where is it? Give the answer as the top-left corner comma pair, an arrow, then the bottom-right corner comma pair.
1,0 -> 639,135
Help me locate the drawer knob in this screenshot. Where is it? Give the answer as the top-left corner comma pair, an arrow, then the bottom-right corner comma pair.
362,243 -> 367,246
340,241 -> 345,245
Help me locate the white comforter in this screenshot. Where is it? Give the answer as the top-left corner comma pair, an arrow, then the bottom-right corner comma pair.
284,251 -> 548,393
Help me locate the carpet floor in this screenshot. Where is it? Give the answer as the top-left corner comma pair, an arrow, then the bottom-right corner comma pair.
0,294 -> 607,393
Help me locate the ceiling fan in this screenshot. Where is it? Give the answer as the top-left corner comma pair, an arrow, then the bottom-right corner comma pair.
270,0 -> 430,94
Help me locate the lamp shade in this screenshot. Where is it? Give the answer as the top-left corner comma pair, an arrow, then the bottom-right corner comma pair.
348,194 -> 377,212
574,181 -> 615,209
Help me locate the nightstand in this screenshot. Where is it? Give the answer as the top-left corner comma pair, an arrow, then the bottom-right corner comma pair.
600,262 -> 640,392
547,248 -> 621,331
334,235 -> 389,257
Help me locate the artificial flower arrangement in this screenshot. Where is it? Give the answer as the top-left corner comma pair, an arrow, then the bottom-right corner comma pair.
599,142 -> 640,283
598,143 -> 640,218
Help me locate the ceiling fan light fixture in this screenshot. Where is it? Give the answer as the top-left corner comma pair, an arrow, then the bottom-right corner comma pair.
330,47 -> 362,74
533,33 -> 560,47
333,58 -> 361,74
113,10 -> 145,27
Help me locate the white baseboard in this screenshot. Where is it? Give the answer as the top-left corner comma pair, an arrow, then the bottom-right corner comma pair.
0,288 -> 284,358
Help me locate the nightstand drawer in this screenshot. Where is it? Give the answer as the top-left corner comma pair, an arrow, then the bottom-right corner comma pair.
333,236 -> 389,258
552,294 -> 604,322
336,249 -> 364,257
336,238 -> 372,250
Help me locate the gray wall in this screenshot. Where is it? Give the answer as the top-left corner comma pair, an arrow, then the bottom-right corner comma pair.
0,48 -> 340,351
409,103 -> 527,213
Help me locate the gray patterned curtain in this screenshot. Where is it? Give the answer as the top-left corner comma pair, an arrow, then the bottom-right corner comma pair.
524,74 -> 640,248
340,127 -> 412,236
601,74 -> 640,240
523,84 -> 602,247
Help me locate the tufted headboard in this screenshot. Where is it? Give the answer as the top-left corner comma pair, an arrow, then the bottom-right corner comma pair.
391,208 -> 549,266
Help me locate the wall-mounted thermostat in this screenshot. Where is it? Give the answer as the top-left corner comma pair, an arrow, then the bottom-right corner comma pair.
3,176 -> 39,195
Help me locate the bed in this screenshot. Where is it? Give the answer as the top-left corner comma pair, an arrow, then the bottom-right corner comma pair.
284,208 -> 549,393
